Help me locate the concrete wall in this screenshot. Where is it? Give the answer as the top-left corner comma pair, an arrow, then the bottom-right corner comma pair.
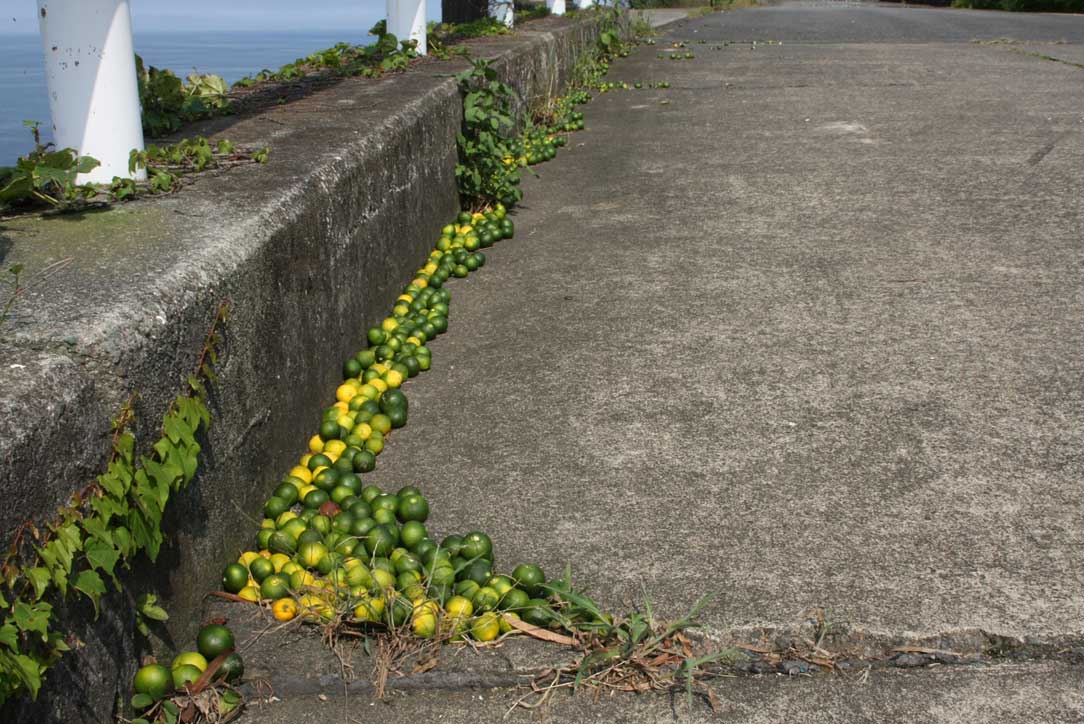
0,12 -> 614,723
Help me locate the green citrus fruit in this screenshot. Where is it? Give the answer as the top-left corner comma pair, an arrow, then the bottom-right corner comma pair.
400,520 -> 428,550
215,653 -> 244,683
398,494 -> 429,523
461,531 -> 493,561
196,624 -> 235,660
133,664 -> 171,701
222,564 -> 248,594
512,564 -> 546,598
172,663 -> 203,690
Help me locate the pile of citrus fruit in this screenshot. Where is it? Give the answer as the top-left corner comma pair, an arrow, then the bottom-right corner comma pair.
131,623 -> 243,710
217,202 -> 565,644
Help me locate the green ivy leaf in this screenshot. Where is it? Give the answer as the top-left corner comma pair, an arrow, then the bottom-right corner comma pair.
71,570 -> 106,618
0,649 -> 43,699
137,594 -> 169,622
25,568 -> 51,601
83,539 -> 120,582
0,623 -> 19,650
12,601 -> 51,642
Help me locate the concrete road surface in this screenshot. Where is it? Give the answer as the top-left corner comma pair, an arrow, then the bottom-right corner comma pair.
241,2 -> 1084,720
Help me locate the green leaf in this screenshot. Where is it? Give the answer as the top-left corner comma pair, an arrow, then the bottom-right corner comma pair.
130,692 -> 154,710
0,649 -> 43,699
0,623 -> 19,650
25,568 -> 51,601
112,526 -> 133,558
12,600 -> 51,642
74,156 -> 100,174
72,570 -> 106,618
137,593 -> 169,624
84,539 -> 120,581
138,601 -> 169,622
80,517 -> 112,546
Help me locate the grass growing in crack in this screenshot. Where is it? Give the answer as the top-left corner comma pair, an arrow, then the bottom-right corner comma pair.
508,571 -> 746,715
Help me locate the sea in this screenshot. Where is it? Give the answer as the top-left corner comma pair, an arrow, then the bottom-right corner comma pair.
0,3 -> 443,165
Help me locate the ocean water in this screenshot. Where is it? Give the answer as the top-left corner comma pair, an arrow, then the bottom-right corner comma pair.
0,10 -> 441,165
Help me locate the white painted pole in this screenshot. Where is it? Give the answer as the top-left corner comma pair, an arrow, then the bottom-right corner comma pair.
547,0 -> 567,16
37,0 -> 145,183
387,0 -> 427,56
489,1 -> 514,28
574,0 -> 594,9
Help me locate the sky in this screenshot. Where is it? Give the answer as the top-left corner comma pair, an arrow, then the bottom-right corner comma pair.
3,0 -> 445,34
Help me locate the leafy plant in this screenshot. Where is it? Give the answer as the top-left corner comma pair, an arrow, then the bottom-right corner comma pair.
136,56 -> 232,137
233,23 -> 419,89
120,137 -> 269,199
0,304 -> 228,707
455,58 -> 523,209
0,122 -> 99,214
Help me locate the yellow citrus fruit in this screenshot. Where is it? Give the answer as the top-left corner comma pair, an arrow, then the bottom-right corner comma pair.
298,484 -> 316,500
370,568 -> 395,592
335,414 -> 353,429
171,651 -> 207,672
290,569 -> 316,591
411,277 -> 428,289
384,370 -> 404,389
275,511 -> 297,528
311,465 -> 328,479
369,378 -> 388,394
299,594 -> 333,620
381,318 -> 399,333
238,551 -> 261,568
308,435 -> 324,454
412,604 -> 438,638
238,585 -> 260,603
445,595 -> 473,620
471,612 -> 501,642
289,466 -> 312,484
358,384 -> 379,400
353,601 -> 373,622
272,598 -> 298,622
323,440 -> 346,457
336,383 -> 358,403
269,553 -> 291,572
281,561 -> 300,577
406,336 -> 422,346
352,422 -> 373,440
371,363 -> 388,375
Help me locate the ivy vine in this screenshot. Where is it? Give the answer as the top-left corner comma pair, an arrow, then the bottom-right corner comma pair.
0,303 -> 229,707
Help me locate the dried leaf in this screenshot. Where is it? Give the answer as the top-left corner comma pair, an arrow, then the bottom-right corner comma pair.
501,614 -> 577,646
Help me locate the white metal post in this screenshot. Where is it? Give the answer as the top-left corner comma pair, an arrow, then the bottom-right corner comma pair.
36,0 -> 145,183
547,0 -> 567,15
387,0 -> 427,56
489,1 -> 514,28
